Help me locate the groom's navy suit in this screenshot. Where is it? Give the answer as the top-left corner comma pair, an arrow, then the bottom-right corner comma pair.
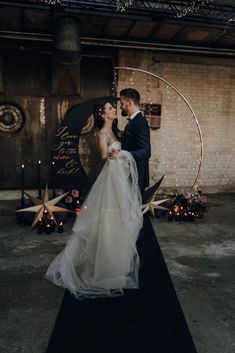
122,112 -> 151,194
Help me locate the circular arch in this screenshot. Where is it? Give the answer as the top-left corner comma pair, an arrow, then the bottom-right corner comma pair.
115,66 -> 204,191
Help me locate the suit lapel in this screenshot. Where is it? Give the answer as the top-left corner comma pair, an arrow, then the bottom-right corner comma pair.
131,111 -> 142,122
124,119 -> 132,133
123,113 -> 142,147
124,112 -> 141,129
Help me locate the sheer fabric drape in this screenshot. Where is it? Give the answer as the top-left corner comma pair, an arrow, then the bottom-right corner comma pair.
45,143 -> 143,300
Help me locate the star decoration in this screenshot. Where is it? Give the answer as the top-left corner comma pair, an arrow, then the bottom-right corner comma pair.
142,195 -> 171,216
142,175 -> 165,204
16,184 -> 74,228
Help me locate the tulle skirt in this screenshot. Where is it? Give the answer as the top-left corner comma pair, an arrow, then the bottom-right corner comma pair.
45,150 -> 143,300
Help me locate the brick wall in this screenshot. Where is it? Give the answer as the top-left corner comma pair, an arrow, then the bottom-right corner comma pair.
117,49 -> 235,192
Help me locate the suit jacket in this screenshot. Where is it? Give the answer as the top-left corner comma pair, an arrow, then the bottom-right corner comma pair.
122,112 -> 151,193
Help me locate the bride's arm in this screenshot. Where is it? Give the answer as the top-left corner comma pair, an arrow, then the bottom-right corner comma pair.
96,132 -> 108,161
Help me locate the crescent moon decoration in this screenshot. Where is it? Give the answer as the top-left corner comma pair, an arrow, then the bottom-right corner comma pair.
114,66 -> 204,192
80,115 -> 95,135
51,96 -> 118,193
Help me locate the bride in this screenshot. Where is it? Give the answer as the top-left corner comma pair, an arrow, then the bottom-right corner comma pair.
45,101 -> 143,300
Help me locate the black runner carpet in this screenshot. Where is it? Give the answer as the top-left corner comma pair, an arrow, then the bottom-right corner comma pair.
45,215 -> 198,353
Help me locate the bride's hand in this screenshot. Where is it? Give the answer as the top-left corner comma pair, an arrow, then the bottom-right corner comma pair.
109,148 -> 119,160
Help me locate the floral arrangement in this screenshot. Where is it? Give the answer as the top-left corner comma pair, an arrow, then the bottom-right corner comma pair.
56,189 -> 81,211
167,189 -> 209,222
65,189 -> 80,209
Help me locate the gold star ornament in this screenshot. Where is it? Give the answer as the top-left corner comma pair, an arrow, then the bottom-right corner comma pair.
142,196 -> 170,216
16,184 -> 74,228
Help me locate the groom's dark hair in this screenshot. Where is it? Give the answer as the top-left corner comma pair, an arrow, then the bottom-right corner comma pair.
120,88 -> 140,105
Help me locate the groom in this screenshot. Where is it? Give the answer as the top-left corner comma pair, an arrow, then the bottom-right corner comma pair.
109,88 -> 151,196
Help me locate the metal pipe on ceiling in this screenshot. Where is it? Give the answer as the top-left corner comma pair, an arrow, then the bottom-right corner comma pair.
1,30 -> 235,57
83,38 -> 235,57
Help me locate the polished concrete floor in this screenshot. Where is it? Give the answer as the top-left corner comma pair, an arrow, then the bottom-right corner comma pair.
151,193 -> 235,353
0,194 -> 234,353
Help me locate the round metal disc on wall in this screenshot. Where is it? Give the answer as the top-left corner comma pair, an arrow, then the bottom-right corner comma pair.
0,102 -> 25,137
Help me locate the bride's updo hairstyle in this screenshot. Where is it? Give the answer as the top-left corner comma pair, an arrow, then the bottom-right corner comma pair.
93,101 -> 121,140
93,101 -> 107,130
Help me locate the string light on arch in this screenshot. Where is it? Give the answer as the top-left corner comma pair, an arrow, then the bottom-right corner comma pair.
112,70 -> 118,97
129,70 -> 135,87
147,75 -> 152,104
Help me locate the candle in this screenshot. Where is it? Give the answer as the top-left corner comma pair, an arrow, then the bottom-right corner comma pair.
75,208 -> 81,216
191,212 -> 195,222
183,212 -> 188,222
43,209 -> 48,229
58,221 -> 63,233
176,213 -> 180,222
38,160 -> 42,199
168,211 -> 173,222
21,163 -> 25,208
37,218 -> 43,234
50,216 -> 55,232
21,164 -> 24,191
45,223 -> 51,235
52,161 -> 56,197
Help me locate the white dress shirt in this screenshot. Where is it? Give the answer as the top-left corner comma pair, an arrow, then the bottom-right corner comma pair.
129,110 -> 141,120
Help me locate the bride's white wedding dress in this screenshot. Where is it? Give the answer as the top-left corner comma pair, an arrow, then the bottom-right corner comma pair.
45,141 -> 143,299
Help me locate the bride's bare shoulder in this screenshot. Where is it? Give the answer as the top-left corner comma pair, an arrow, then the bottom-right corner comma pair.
96,129 -> 109,160
96,129 -> 108,147
98,128 -> 108,135
97,129 -> 108,139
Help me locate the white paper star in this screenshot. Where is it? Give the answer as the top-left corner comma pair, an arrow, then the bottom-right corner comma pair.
142,196 -> 170,216
16,184 -> 74,228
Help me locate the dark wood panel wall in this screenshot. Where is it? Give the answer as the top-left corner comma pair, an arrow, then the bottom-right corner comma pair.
0,49 -> 114,189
